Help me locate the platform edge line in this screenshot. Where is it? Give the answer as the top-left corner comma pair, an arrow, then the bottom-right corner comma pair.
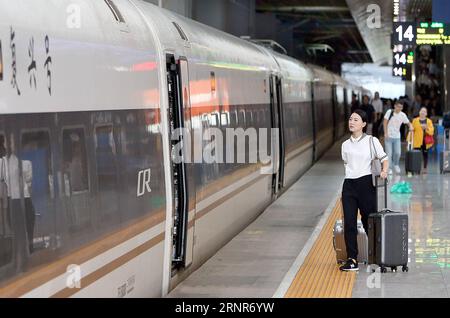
272,183 -> 343,298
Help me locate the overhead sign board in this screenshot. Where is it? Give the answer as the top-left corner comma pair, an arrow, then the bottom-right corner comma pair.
416,22 -> 450,45
392,51 -> 414,81
392,22 -> 417,46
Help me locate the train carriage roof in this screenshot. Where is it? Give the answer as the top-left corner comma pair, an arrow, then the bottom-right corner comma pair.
136,1 -> 278,73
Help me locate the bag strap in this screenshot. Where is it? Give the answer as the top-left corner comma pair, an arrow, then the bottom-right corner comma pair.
388,109 -> 395,122
370,136 -> 379,160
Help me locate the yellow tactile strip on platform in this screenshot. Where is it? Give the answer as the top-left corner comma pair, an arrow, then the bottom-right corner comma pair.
285,199 -> 356,298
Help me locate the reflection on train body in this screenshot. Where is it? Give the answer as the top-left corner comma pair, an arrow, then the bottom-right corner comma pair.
0,110 -> 166,284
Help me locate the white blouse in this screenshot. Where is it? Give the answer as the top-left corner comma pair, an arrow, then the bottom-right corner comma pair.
0,156 -> 33,199
341,134 -> 388,180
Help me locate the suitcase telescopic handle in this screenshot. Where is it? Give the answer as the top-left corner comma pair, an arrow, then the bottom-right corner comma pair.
375,177 -> 388,210
407,129 -> 414,151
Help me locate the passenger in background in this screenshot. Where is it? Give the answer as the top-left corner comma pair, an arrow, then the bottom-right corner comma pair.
431,98 -> 442,116
384,101 -> 414,175
383,99 -> 393,114
360,95 -> 376,135
411,107 -> 435,174
340,109 -> 389,271
411,94 -> 423,119
350,94 -> 360,113
371,92 -> 383,138
428,58 -> 438,76
403,95 -> 412,114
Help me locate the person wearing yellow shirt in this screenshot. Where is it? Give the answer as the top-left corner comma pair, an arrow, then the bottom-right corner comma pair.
410,107 -> 435,174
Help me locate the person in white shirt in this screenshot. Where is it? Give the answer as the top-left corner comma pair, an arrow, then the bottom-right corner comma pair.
372,92 -> 383,115
383,101 -> 414,174
371,92 -> 383,138
340,109 -> 389,272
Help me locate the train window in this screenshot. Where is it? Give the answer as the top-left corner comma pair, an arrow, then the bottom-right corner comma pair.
210,113 -> 219,127
20,130 -> 54,254
95,126 -> 117,188
120,111 -> 166,221
62,129 -> 89,194
246,110 -> 253,127
238,110 -> 246,127
104,0 -> 125,23
172,22 -> 188,41
230,111 -> 238,127
220,113 -> 229,126
95,125 -> 119,225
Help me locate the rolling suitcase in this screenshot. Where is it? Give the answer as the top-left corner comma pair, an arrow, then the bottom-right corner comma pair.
405,132 -> 422,174
441,129 -> 450,174
333,219 -> 368,264
368,178 -> 409,273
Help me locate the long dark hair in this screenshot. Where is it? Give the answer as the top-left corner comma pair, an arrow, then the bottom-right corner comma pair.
351,109 -> 368,123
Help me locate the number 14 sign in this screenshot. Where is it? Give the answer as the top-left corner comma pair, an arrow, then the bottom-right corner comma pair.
392,22 -> 416,45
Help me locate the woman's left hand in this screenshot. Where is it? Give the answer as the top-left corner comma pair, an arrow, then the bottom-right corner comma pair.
380,171 -> 388,180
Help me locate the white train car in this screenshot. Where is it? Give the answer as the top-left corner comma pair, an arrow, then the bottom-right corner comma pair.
0,0 -> 369,298
309,65 -> 335,160
266,51 -> 314,189
333,74 -> 351,140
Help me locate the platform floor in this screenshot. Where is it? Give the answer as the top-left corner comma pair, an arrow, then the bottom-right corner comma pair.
167,140 -> 450,298
352,152 -> 450,298
167,141 -> 345,298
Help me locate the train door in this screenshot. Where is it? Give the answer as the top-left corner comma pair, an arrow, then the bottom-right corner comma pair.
167,54 -> 195,269
332,85 -> 338,142
269,75 -> 285,195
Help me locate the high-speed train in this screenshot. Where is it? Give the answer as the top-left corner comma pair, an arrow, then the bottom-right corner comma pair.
0,0 -> 371,297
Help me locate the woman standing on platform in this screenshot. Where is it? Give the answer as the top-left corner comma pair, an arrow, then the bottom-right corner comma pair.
340,110 -> 389,271
411,107 -> 435,174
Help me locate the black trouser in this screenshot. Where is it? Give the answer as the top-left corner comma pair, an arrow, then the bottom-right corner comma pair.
414,143 -> 429,169
341,175 -> 377,260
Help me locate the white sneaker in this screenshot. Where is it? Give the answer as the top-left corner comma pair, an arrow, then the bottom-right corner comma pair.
395,166 -> 401,174
389,169 -> 393,175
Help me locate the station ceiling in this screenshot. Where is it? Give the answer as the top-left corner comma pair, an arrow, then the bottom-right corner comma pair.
255,0 -> 432,71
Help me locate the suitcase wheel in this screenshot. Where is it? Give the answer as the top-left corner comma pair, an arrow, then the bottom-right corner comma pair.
402,266 -> 409,273
391,267 -> 397,273
381,267 -> 387,273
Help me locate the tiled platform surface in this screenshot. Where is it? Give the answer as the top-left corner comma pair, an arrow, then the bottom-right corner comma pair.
167,141 -> 345,298
353,152 -> 450,298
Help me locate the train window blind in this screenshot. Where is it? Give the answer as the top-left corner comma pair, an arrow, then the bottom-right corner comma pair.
172,22 -> 188,41
104,0 -> 125,23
